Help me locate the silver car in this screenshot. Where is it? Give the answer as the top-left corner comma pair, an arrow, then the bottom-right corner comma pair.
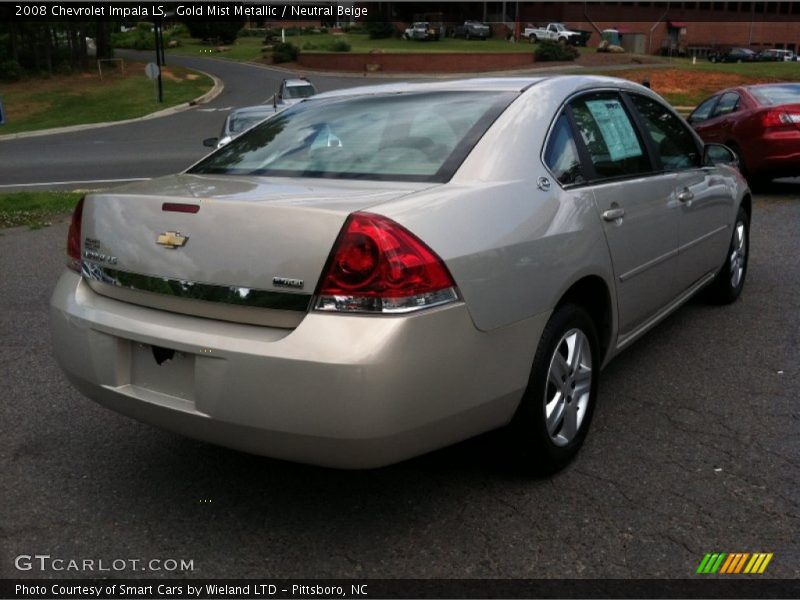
203,105 -> 276,149
275,77 -> 316,110
50,77 -> 750,472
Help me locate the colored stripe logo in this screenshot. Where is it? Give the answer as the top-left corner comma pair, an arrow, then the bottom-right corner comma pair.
696,552 -> 773,574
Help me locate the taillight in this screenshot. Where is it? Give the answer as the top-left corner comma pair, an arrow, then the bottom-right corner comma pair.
314,212 -> 459,314
66,196 -> 85,272
762,109 -> 800,129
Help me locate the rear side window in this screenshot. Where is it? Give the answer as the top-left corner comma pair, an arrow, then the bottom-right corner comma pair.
569,93 -> 651,180
629,94 -> 701,170
712,92 -> 740,117
689,95 -> 719,123
544,114 -> 585,185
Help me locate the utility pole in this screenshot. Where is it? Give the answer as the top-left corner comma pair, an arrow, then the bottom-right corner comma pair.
153,20 -> 164,103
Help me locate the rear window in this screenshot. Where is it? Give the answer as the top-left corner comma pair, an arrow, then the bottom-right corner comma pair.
189,91 -> 516,183
283,84 -> 315,99
750,84 -> 800,106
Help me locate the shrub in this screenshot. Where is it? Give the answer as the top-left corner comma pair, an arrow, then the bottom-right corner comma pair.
169,23 -> 190,37
272,42 -> 298,63
365,21 -> 394,39
0,59 -> 23,81
112,28 -> 156,50
534,40 -> 579,62
238,27 -> 265,38
185,22 -> 245,44
327,39 -> 351,52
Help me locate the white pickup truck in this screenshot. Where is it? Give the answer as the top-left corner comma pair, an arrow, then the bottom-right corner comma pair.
524,22 -> 583,45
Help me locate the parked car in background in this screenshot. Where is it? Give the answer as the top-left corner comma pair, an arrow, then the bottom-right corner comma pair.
688,83 -> 800,182
403,21 -> 439,41
275,77 -> 317,109
758,48 -> 796,61
757,49 -> 783,61
709,47 -> 757,63
51,76 -> 749,474
451,20 -> 491,40
203,105 -> 275,149
524,22 -> 586,45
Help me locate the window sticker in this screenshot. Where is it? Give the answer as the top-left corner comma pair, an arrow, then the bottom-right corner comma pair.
585,99 -> 642,162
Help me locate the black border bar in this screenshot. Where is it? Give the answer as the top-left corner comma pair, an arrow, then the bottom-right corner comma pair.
6,2 -> 800,23
3,579 -> 800,599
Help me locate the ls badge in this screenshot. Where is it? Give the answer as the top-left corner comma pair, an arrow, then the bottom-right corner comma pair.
156,231 -> 189,249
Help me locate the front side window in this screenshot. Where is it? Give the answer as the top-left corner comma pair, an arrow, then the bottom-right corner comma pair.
569,93 -> 651,180
629,94 -> 701,170
544,114 -> 585,185
190,91 -> 516,183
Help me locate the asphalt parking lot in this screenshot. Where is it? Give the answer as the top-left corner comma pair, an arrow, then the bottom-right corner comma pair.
1,182 -> 798,580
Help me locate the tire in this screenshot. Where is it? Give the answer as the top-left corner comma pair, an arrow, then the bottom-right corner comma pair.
728,142 -> 768,190
704,206 -> 749,304
505,304 -> 600,474
558,37 -> 568,45
710,56 -> 718,63
529,34 -> 537,44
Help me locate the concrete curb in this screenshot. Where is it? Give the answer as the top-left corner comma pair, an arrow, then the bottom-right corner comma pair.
168,51 -> 672,80
0,68 -> 223,142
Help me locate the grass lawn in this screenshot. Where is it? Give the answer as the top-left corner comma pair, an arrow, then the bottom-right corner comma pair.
0,62 -> 212,135
0,192 -> 82,228
167,33 -> 590,58
606,61 -> 800,106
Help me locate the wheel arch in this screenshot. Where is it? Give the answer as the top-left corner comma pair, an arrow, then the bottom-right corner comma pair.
555,274 -> 614,365
740,191 -> 752,222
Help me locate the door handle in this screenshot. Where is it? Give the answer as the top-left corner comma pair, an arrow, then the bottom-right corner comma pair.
677,189 -> 694,203
602,208 -> 625,221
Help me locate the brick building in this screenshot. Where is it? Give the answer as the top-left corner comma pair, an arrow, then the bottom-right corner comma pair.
370,2 -> 800,55
518,2 -> 800,55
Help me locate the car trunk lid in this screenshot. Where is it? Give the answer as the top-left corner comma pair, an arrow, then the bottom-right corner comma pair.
80,174 -> 435,328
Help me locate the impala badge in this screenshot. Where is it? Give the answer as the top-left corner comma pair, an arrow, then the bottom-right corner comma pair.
156,231 -> 189,249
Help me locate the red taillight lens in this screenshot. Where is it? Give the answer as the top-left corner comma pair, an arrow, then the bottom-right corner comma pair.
762,109 -> 800,129
315,212 -> 458,313
66,197 -> 85,272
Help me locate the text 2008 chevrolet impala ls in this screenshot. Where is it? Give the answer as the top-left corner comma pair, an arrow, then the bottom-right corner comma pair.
51,77 -> 750,472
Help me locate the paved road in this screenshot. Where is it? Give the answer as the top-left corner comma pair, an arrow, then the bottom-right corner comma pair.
1,183 -> 798,580
0,52 -> 387,189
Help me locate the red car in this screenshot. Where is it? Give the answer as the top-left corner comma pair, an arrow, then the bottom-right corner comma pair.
688,83 -> 800,183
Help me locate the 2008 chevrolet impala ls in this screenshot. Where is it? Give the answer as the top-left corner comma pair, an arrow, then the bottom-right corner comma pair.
51,76 -> 750,472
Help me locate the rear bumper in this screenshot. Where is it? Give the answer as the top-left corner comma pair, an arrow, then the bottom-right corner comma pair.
50,271 -> 547,468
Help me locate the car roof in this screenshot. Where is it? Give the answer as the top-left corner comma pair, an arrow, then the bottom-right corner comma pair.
229,105 -> 275,116
283,78 -> 313,87
312,75 -> 652,100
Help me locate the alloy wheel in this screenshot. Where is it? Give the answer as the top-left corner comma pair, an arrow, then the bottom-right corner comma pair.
545,328 -> 593,446
730,221 -> 746,289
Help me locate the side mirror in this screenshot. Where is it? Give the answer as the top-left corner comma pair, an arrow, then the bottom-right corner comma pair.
703,143 -> 739,168
217,136 -> 232,148
203,137 -> 218,148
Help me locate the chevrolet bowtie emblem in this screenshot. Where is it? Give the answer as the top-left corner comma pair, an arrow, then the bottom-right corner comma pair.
156,231 -> 189,249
